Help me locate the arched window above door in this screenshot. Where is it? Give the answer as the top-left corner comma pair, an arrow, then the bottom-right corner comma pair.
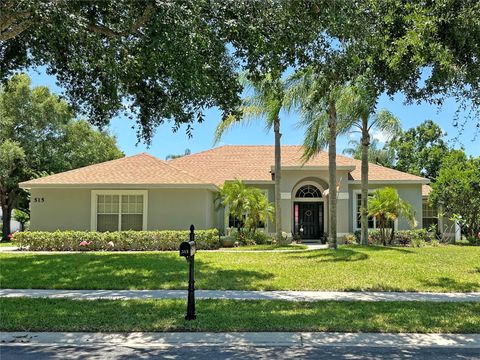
295,185 -> 322,198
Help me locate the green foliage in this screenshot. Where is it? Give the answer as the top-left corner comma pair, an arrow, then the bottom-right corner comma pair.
214,73 -> 290,143
0,1 -> 336,142
343,139 -> 395,167
388,120 -> 451,180
344,233 -> 357,245
219,179 -> 274,234
12,209 -> 29,227
12,229 -> 220,251
0,74 -> 123,240
430,150 -> 480,238
368,187 -> 417,245
2,1 -> 479,139
355,229 -> 436,247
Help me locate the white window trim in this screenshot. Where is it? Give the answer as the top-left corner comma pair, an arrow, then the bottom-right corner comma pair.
292,181 -> 325,202
352,189 -> 398,232
91,190 -> 148,231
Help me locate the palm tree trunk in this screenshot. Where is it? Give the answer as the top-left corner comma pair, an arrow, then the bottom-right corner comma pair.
390,220 -> 395,245
360,116 -> 370,245
274,117 -> 283,243
328,101 -> 337,249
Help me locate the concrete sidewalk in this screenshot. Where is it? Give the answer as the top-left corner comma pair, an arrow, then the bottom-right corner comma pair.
1,289 -> 479,302
1,332 -> 479,349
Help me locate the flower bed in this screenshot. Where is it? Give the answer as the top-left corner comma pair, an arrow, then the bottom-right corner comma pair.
12,229 -> 220,251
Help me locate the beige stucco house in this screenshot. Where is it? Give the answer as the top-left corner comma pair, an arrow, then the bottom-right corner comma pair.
21,145 -> 434,240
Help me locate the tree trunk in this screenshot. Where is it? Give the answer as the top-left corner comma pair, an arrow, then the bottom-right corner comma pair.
360,116 -> 370,245
328,101 -> 337,249
390,220 -> 395,245
1,203 -> 12,242
274,117 -> 283,243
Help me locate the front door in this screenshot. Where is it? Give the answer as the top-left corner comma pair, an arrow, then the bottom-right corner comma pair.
294,202 -> 323,239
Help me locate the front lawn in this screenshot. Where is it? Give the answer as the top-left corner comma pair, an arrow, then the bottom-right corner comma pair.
0,241 -> 14,247
1,245 -> 479,292
1,298 -> 478,333
221,244 -> 308,251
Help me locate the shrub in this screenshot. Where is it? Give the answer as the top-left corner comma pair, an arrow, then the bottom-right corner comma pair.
354,228 -> 437,247
250,231 -> 270,245
344,233 -> 357,244
220,236 -> 235,248
354,230 -> 383,245
12,229 -> 220,251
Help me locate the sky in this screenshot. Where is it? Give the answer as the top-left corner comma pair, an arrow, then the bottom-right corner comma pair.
28,67 -> 479,160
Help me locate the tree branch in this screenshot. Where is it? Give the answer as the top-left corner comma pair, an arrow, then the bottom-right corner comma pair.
0,19 -> 32,41
85,3 -> 156,39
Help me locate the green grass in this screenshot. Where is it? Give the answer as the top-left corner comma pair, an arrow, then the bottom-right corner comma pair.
1,298 -> 478,333
1,245 -> 479,292
0,241 -> 14,247
222,244 -> 307,251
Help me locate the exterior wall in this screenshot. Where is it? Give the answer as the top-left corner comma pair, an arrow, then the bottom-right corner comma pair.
29,187 -> 217,232
279,169 -> 351,236
147,188 -> 216,230
28,180 -> 425,237
347,183 -> 423,233
30,188 -> 91,231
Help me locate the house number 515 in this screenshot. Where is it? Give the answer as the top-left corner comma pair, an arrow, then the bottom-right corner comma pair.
34,197 -> 45,203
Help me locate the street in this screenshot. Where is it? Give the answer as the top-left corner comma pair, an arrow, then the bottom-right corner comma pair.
2,344 -> 480,359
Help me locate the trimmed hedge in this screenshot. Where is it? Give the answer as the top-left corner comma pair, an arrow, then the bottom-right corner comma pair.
353,229 -> 435,246
12,229 -> 220,251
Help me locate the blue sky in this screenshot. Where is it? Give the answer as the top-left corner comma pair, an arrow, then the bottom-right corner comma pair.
28,67 -> 478,159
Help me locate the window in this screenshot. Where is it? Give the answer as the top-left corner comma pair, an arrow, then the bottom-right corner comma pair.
296,185 -> 322,198
422,200 -> 438,231
356,194 -> 375,229
228,214 -> 265,229
94,192 -> 146,231
228,214 -> 246,228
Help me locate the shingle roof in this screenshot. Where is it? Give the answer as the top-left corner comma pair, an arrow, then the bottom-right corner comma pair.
169,145 -> 427,185
20,153 -> 206,187
21,146 -> 428,188
422,184 -> 432,196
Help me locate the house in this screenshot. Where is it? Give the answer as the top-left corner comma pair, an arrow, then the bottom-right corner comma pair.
20,145 -> 432,241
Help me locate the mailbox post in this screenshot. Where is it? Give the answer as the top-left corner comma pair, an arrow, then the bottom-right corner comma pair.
179,224 -> 196,320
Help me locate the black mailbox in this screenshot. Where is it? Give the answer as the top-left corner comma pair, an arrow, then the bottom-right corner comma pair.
180,241 -> 196,257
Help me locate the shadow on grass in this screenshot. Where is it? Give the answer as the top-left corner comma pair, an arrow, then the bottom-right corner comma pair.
0,253 -> 274,290
347,245 -> 415,254
1,298 -> 479,334
289,248 -> 369,262
420,277 -> 480,292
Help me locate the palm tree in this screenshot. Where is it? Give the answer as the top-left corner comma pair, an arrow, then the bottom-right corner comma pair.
219,179 -> 274,234
343,138 -> 395,167
214,73 -> 289,243
368,187 -> 417,245
218,179 -> 250,232
288,68 -> 356,249
245,188 -> 275,234
339,81 -> 401,245
292,72 -> 401,247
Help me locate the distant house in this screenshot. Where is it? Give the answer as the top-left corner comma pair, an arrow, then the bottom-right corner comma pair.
21,145 -> 442,241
